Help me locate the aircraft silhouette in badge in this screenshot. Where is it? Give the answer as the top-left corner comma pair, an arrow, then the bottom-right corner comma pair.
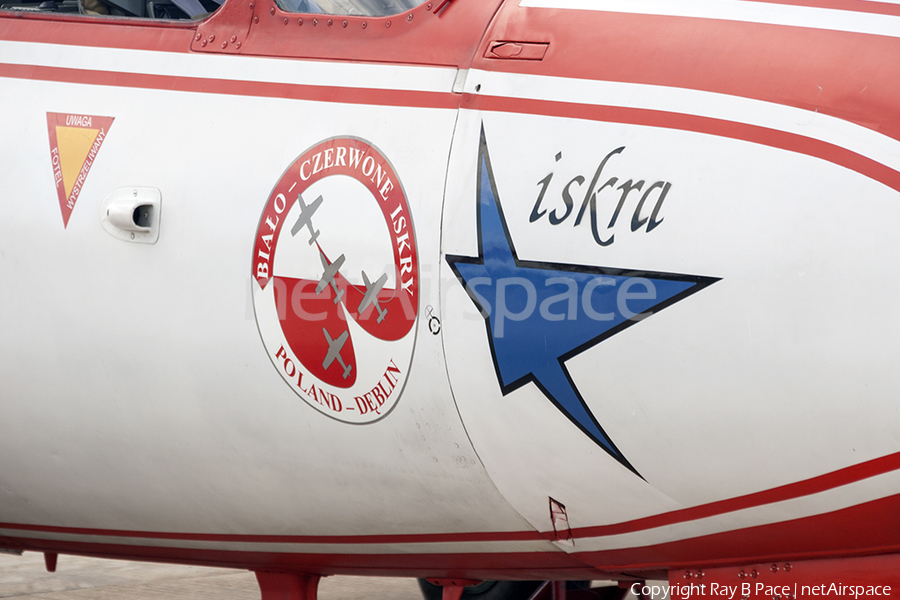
316,251 -> 345,304
290,194 -> 323,245
359,270 -> 388,323
322,327 -> 352,379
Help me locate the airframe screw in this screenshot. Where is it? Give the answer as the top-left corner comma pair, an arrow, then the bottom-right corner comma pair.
253,15 -> 258,22
221,41 -> 227,48
739,571 -> 747,580
771,564 -> 779,573
201,39 -> 207,46
297,17 -> 302,24
784,564 -> 792,572
230,35 -> 236,42
361,21 -> 367,28
208,33 -> 215,41
751,569 -> 759,579
194,32 -> 201,40
426,2 -> 431,8
385,20 -> 391,27
235,41 -> 242,48
327,18 -> 332,26
684,571 -> 692,580
407,13 -> 412,21
342,19 -> 347,27
312,17 -> 317,25
269,6 -> 274,14
283,17 -> 288,24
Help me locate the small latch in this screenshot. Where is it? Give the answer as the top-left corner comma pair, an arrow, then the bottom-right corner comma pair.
486,41 -> 549,61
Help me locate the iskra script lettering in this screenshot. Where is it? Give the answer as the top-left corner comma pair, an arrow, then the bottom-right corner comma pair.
530,147 -> 671,246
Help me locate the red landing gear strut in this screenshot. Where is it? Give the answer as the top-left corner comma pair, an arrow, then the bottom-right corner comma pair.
426,579 -> 485,600
255,571 -> 321,600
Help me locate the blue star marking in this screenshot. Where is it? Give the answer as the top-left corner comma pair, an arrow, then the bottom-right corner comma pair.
446,130 -> 719,475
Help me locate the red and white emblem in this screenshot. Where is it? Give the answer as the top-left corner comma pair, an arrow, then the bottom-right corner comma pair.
252,138 -> 419,423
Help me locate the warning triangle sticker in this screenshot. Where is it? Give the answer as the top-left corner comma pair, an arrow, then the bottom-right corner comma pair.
47,113 -> 115,228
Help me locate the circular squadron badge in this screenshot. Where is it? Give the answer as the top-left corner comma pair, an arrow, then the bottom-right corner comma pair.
251,138 -> 419,423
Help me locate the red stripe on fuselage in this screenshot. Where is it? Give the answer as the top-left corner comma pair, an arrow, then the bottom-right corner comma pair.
477,7 -> 900,145
2,450 -> 900,547
0,63 -> 459,110
571,449 -> 900,540
739,0 -> 900,17
2,62 -> 898,195
578,492 -> 900,571
4,493 -> 900,575
465,94 -> 900,193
